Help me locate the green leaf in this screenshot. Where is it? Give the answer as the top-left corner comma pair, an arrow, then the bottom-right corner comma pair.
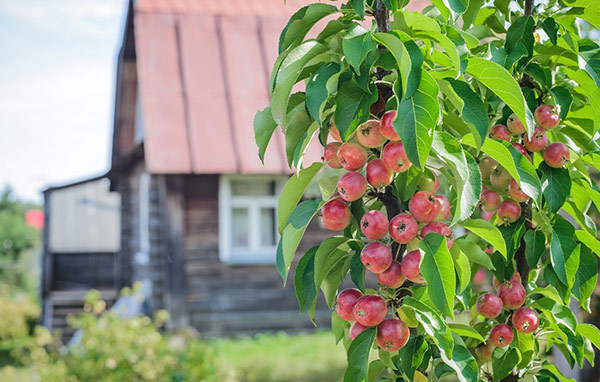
271,41 -> 328,125
277,162 -> 323,232
578,39 -> 600,88
445,79 -> 488,147
343,25 -> 377,74
534,297 -> 578,335
397,335 -> 427,380
344,328 -> 376,382
540,163 -> 571,214
441,0 -> 469,15
452,247 -> 471,293
367,360 -> 386,382
334,81 -> 378,140
276,200 -> 321,283
254,106 -> 279,163
575,230 -> 600,258
568,0 -> 600,30
449,323 -> 484,342
507,141 -> 542,203
314,236 -> 351,289
462,219 -> 507,258
402,297 -> 454,357
454,238 -> 495,270
278,3 -> 338,53
446,333 -> 479,382
321,250 -> 353,308
432,132 -> 482,223
350,250 -> 366,292
332,312 -> 348,344
415,32 -> 460,78
294,246 -> 318,314
542,17 -> 558,45
492,347 -> 520,381
573,245 -> 598,312
351,0 -> 365,19
551,86 -> 573,120
372,32 -> 416,100
550,216 -> 579,288
505,16 -> 535,57
419,234 -> 456,319
285,107 -> 312,167
465,57 -> 534,136
577,324 -> 600,350
564,68 -> 600,127
524,230 -> 546,268
306,63 -> 342,124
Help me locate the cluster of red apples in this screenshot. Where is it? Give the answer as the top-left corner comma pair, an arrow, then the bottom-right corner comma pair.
323,111 -> 453,351
474,271 -> 540,362
481,104 -> 567,225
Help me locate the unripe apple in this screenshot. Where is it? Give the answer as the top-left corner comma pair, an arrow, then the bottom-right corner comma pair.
357,120 -> 387,148
490,166 -> 512,191
508,180 -> 529,203
330,123 -> 342,141
349,321 -> 369,340
498,281 -> 526,309
401,250 -> 424,283
544,142 -> 570,168
512,307 -> 539,334
380,110 -> 400,141
475,341 -> 495,363
389,213 -> 419,244
479,157 -> 498,184
497,200 -> 521,225
507,113 -> 526,134
417,172 -> 440,193
476,293 -> 503,318
360,210 -> 389,240
420,221 -> 454,248
409,191 -> 441,222
337,171 -> 367,202
353,295 -> 387,327
336,288 -> 363,321
382,142 -> 411,173
490,324 -> 514,347
323,142 -> 342,168
377,261 -> 405,288
361,242 -> 393,274
435,194 -> 451,221
366,159 -> 394,188
337,142 -> 368,171
534,104 -> 560,130
376,318 -> 410,352
489,124 -> 511,141
322,199 -> 351,231
480,190 -> 501,212
524,126 -> 548,152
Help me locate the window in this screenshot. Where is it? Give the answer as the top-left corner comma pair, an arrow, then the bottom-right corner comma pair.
219,175 -> 286,264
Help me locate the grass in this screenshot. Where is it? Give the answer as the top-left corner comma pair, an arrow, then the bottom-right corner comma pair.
213,331 -> 347,382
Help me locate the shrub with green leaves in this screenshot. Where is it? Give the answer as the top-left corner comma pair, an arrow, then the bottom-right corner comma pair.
255,0 -> 600,381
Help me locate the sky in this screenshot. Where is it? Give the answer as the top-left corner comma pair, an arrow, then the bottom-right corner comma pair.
0,0 -> 128,203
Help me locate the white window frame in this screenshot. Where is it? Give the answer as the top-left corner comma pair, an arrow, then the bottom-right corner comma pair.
218,175 -> 287,265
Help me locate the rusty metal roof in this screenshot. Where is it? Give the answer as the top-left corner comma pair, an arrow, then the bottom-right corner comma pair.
132,0 -> 426,174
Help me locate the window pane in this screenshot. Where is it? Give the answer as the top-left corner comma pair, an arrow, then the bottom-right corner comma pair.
231,208 -> 249,247
231,179 -> 276,196
260,208 -> 276,247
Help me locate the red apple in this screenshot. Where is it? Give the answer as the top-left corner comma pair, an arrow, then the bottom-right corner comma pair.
357,120 -> 387,148
490,324 -> 514,347
389,213 -> 418,244
497,200 -> 521,225
361,242 -> 393,274
377,261 -> 405,288
353,295 -> 387,327
508,180 -> 529,203
534,104 -> 560,130
409,191 -> 441,223
380,110 -> 400,141
337,142 -> 368,171
323,142 -> 342,168
476,293 -> 503,318
524,126 -> 548,152
366,159 -> 394,187
435,194 -> 451,220
401,250 -> 424,283
360,210 -> 389,240
512,307 -> 539,334
322,199 -> 351,231
349,321 -> 369,340
507,113 -> 526,134
498,281 -> 526,309
330,123 -> 342,141
489,124 -> 511,141
382,142 -> 411,173
337,171 -> 367,202
480,190 -> 501,212
544,142 -> 569,168
336,288 -> 363,321
376,318 -> 410,352
420,221 -> 454,248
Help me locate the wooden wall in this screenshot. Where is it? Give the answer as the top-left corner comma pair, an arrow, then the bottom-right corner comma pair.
182,175 -> 333,337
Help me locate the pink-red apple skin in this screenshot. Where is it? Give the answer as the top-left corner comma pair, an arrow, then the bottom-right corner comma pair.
366,159 -> 394,188
498,281 -> 526,309
382,142 -> 411,173
335,288 -> 363,322
337,171 -> 367,202
512,307 -> 539,334
409,191 -> 441,222
337,142 -> 368,171
353,295 -> 387,327
420,221 -> 454,248
544,142 -> 570,168
497,200 -> 521,225
401,250 -> 424,283
481,190 -> 501,212
534,104 -> 560,130
380,111 -> 400,141
489,124 -> 511,141
322,200 -> 351,231
376,318 -> 410,352
360,210 -> 389,240
507,113 -> 526,134
357,120 -> 387,148
524,126 -> 548,152
361,242 -> 392,274
508,180 -> 529,203
349,321 -> 369,340
490,324 -> 514,347
476,293 -> 503,318
435,195 -> 451,220
377,261 -> 405,288
323,142 -> 342,168
389,213 -> 418,244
